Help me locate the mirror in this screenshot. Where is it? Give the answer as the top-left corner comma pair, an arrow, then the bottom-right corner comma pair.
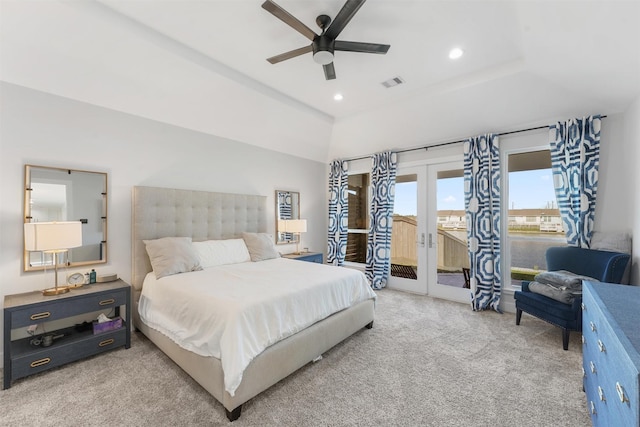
24,165 -> 108,271
275,190 -> 300,244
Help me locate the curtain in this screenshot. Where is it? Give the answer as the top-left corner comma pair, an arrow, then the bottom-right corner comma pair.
327,160 -> 349,266
365,151 -> 397,289
464,134 -> 501,312
549,115 -> 601,248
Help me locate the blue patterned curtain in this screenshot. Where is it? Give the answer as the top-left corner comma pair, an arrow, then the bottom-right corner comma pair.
464,134 -> 501,312
327,160 -> 349,266
549,115 -> 601,248
365,152 -> 397,289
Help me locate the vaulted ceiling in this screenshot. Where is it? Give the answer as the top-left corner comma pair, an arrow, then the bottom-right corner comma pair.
1,0 -> 639,162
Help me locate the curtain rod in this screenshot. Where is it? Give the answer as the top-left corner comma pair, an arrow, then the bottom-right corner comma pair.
343,115 -> 608,162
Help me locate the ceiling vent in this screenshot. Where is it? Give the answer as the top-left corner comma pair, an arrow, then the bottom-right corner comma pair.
381,76 -> 405,88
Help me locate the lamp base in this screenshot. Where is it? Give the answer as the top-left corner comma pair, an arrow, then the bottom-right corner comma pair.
42,286 -> 70,296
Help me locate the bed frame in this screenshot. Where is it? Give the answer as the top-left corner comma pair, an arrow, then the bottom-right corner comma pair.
131,186 -> 375,421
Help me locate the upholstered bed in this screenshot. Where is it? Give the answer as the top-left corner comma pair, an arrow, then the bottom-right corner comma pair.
131,186 -> 375,421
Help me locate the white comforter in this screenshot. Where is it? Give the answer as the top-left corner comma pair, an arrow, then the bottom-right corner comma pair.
138,258 -> 376,396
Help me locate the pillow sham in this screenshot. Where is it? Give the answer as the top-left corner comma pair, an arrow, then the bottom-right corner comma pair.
192,238 -> 251,268
143,236 -> 203,279
242,232 -> 280,262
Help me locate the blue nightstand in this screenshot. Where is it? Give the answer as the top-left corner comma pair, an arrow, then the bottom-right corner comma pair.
282,252 -> 323,264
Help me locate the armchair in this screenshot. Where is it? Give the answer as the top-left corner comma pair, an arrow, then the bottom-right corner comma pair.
514,246 -> 630,350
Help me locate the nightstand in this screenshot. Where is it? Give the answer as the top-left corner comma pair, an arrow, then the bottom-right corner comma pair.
282,252 -> 323,264
3,279 -> 131,389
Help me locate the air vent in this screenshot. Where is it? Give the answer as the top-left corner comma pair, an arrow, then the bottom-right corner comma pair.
381,76 -> 405,88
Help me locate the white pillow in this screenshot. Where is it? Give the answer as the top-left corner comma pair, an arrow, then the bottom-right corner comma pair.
242,232 -> 280,261
192,239 -> 251,268
143,237 -> 203,279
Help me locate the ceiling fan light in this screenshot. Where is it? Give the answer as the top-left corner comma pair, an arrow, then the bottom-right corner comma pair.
313,50 -> 334,65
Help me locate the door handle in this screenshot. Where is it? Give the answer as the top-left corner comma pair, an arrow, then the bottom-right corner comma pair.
428,233 -> 433,248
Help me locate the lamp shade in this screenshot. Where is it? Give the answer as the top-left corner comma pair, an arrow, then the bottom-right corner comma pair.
278,219 -> 307,233
24,221 -> 83,251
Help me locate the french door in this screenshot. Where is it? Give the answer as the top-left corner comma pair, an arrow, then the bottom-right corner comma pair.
387,161 -> 471,304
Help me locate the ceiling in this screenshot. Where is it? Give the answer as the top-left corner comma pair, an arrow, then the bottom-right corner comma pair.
1,1 -> 639,162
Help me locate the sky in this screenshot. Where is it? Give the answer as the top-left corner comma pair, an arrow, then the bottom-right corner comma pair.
393,169 -> 557,215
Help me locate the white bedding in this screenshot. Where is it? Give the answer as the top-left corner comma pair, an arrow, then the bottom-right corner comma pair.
138,257 -> 376,396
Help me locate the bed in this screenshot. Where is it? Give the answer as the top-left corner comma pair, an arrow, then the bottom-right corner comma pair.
131,186 -> 376,421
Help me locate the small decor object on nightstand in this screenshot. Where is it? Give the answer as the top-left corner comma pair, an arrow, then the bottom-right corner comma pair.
67,272 -> 86,288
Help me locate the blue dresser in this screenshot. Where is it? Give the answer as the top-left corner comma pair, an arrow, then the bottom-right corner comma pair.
582,281 -> 640,426
282,252 -> 323,264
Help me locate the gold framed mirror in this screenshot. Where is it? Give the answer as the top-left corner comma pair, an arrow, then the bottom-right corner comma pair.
24,165 -> 108,272
275,190 -> 300,244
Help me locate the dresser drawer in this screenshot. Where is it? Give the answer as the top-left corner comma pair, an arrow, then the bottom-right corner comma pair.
11,328 -> 127,380
10,290 -> 127,328
582,282 -> 640,427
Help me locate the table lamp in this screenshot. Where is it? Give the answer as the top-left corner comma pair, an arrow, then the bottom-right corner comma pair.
24,221 -> 83,296
278,219 -> 307,254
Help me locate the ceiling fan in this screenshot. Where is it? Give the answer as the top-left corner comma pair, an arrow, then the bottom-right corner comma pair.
262,0 -> 390,80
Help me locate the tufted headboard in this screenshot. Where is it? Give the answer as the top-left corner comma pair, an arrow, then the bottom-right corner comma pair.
131,186 -> 267,292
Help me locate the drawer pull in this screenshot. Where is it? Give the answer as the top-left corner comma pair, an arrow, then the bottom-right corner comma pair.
30,311 -> 51,320
590,321 -> 596,332
590,401 -> 597,415
597,340 -> 606,353
98,338 -> 115,347
581,302 -> 586,311
616,382 -> 629,403
30,358 -> 51,368
590,361 -> 597,374
99,299 -> 115,306
598,386 -> 606,402
581,367 -> 586,378
581,335 -> 586,344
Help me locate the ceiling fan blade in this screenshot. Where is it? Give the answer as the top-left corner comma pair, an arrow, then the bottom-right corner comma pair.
262,0 -> 317,41
323,62 -> 336,80
324,0 -> 365,40
267,45 -> 313,64
334,40 -> 390,54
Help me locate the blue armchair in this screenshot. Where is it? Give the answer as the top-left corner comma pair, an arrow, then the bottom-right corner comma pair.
514,246 -> 630,350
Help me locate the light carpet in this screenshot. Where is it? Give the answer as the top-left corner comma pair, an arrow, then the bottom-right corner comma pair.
0,289 -> 590,426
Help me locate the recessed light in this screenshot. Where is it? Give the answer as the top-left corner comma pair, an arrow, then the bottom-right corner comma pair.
334,93 -> 343,101
449,47 -> 464,60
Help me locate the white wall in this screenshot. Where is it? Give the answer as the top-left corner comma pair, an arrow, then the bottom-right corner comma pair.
624,94 -> 640,285
0,82 -> 328,352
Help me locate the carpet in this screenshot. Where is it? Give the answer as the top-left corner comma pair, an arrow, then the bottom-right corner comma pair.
0,289 -> 589,426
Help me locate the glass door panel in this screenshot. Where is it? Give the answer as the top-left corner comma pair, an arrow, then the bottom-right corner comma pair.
427,162 -> 471,303
387,167 -> 427,294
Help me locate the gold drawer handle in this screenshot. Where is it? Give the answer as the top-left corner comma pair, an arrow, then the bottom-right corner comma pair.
99,299 -> 115,306
98,338 -> 115,347
598,386 -> 606,402
30,358 -> 51,368
30,312 -> 51,320
616,382 -> 629,403
597,340 -> 606,353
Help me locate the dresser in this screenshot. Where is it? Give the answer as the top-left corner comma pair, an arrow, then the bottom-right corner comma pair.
281,252 -> 323,264
3,280 -> 131,389
582,281 -> 640,426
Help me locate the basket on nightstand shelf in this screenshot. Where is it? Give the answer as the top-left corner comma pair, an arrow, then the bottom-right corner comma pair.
92,317 -> 123,334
